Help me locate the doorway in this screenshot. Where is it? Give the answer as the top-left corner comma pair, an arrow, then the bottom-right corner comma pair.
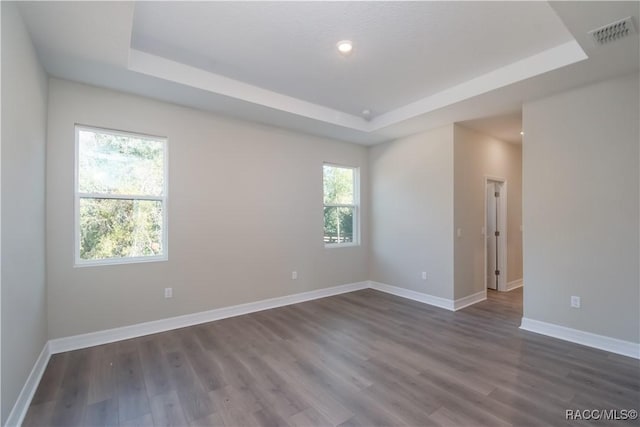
485,177 -> 507,291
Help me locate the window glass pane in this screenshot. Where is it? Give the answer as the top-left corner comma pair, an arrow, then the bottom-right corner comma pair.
324,206 -> 354,244
78,129 -> 164,196
323,165 -> 354,204
80,198 -> 163,260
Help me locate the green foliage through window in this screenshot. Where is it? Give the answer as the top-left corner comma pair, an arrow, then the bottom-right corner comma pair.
77,127 -> 166,263
80,199 -> 163,260
323,165 -> 357,245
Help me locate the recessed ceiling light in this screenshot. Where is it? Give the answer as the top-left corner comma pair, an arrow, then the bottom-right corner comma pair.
337,40 -> 353,55
362,109 -> 371,117
520,131 -> 525,135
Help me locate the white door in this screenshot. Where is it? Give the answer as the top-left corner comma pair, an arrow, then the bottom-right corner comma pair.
486,182 -> 498,289
486,181 -> 505,290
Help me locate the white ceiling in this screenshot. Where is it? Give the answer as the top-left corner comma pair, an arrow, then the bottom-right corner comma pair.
15,1 -> 640,145
131,1 -> 573,117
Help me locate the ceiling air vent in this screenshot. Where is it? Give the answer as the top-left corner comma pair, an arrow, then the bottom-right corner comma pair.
588,16 -> 636,45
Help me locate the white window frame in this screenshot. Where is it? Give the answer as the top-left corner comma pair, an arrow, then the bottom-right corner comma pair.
74,125 -> 169,267
323,162 -> 360,248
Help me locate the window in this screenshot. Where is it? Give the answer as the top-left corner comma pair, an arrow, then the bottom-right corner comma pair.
75,125 -> 167,266
323,164 -> 359,246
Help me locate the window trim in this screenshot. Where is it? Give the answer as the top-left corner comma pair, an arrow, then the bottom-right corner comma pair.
74,124 -> 169,267
323,162 -> 360,248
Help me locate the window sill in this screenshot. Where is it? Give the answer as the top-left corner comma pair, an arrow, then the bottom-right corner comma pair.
324,243 -> 360,249
74,255 -> 168,268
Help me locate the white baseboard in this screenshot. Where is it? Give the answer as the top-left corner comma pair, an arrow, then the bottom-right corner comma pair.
520,317 -> 640,359
48,280 -> 489,356
368,281 -> 487,312
453,290 -> 487,310
4,342 -> 51,427
49,281 -> 369,354
506,278 -> 523,291
368,281 -> 455,311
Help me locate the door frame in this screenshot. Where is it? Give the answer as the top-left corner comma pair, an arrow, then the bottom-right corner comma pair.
484,176 -> 508,292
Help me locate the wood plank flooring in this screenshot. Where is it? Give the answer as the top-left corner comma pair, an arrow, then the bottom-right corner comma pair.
24,288 -> 640,426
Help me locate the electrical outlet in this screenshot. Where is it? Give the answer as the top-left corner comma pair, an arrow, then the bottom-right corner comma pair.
421,272 -> 427,280
571,296 -> 580,308
456,228 -> 462,238
164,288 -> 173,298
292,271 -> 298,280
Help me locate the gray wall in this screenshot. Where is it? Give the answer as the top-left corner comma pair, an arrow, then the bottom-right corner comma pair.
369,126 -> 455,299
523,73 -> 639,343
46,79 -> 369,339
453,125 -> 523,299
1,2 -> 49,423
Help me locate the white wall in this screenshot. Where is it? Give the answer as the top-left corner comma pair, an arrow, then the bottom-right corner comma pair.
1,3 -> 48,423
369,126 -> 455,299
453,125 -> 522,299
46,79 -> 369,339
523,73 -> 639,343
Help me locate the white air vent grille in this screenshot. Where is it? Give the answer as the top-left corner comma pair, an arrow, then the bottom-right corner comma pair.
589,16 -> 636,45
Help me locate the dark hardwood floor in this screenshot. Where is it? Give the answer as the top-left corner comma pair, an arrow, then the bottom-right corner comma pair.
24,288 -> 639,426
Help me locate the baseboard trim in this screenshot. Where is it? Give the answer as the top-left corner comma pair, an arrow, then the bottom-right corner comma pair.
453,290 -> 487,310
4,342 -> 51,427
49,280 -> 491,355
48,281 -> 369,354
520,317 -> 640,359
368,281 -> 455,311
506,278 -> 523,291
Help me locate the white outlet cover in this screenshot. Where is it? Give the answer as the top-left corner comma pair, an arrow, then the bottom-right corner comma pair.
421,272 -> 427,280
164,287 -> 173,298
292,271 -> 298,280
571,296 -> 580,308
